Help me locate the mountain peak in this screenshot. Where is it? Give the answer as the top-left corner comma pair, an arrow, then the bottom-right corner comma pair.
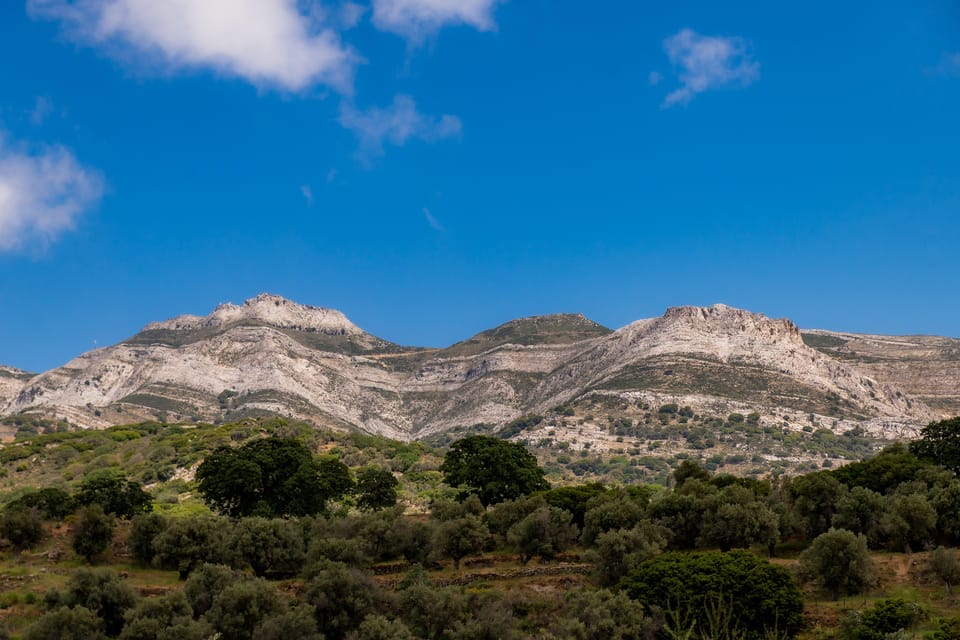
659,303 -> 801,342
133,294 -> 363,342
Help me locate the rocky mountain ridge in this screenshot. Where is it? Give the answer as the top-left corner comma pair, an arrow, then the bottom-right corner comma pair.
0,295 -> 952,449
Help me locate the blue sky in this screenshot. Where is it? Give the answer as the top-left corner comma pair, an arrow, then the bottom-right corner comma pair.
1,0 -> 959,372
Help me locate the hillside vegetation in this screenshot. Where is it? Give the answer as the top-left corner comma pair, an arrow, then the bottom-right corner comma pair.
1,416 -> 960,638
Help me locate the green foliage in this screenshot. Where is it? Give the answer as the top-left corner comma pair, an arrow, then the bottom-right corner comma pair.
697,485 -> 779,552
499,414 -> 544,439
351,614 -> 415,640
229,517 -> 306,578
672,459 -> 710,487
432,514 -> 489,569
153,517 -> 233,579
581,489 -> 648,545
72,504 -> 115,563
195,437 -> 354,517
590,522 -> 667,587
252,605 -> 322,640
118,591 -> 212,640
0,505 -> 44,551
789,471 -> 842,537
910,417 -> 960,473
831,486 -> 884,547
538,483 -> 608,529
620,550 -> 804,640
25,606 -> 106,640
46,568 -> 136,637
840,598 -> 924,640
832,444 -> 931,494
75,471 -> 151,519
7,487 -> 75,520
440,435 -> 549,506
797,528 -> 876,600
204,578 -> 282,640
127,513 -> 167,566
303,560 -> 387,640
184,564 -> 241,618
551,588 -> 655,640
880,491 -> 936,552
506,505 -> 579,564
355,466 -> 399,511
930,546 -> 960,594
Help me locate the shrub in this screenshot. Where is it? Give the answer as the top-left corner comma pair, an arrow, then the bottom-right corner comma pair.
72,505 -> 115,563
0,506 -> 44,551
620,550 -> 804,640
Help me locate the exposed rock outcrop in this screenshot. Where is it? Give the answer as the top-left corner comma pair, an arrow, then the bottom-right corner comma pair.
0,296 -> 942,441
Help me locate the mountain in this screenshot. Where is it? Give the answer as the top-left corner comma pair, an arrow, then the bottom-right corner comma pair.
0,365 -> 33,409
802,330 -> 960,417
0,295 -> 945,447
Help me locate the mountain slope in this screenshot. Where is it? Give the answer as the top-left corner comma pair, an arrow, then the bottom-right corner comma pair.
803,330 -> 960,417
0,296 -> 941,444
0,365 -> 33,410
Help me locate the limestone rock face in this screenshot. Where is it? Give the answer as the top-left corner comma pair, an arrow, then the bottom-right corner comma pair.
802,330 -> 960,417
0,297 -> 943,441
0,366 -> 32,410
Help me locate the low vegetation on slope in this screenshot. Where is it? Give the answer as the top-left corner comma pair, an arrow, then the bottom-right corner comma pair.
0,416 -> 959,638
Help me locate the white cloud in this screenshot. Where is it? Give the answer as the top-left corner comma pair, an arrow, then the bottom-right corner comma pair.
0,137 -> 104,252
28,0 -> 357,93
339,95 -> 462,160
339,2 -> 366,29
29,96 -> 55,125
371,0 -> 503,41
326,168 -> 338,183
300,184 -> 314,205
423,207 -> 443,231
647,71 -> 662,86
661,28 -> 759,107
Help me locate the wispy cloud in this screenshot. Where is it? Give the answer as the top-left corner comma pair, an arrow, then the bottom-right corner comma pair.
28,0 -> 358,93
0,135 -> 104,252
339,2 -> 366,29
660,28 -> 759,107
423,207 -> 443,231
934,52 -> 960,76
300,184 -> 314,206
29,96 -> 55,125
371,0 -> 503,42
339,95 -> 462,161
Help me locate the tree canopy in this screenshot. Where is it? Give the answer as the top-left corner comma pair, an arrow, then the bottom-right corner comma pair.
620,550 -> 804,640
439,435 -> 549,506
195,437 -> 353,518
910,417 -> 960,474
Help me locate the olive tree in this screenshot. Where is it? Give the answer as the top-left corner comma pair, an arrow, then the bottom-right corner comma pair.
797,528 -> 876,600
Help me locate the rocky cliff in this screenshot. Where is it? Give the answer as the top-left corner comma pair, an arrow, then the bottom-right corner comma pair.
0,295 -> 943,443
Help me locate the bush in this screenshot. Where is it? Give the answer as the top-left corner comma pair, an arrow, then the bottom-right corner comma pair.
72,505 -> 115,563
154,517 -> 234,579
46,568 -> 136,637
355,466 -> 400,511
303,561 -> 388,640
127,513 -> 167,566
75,471 -> 151,519
0,506 -> 44,551
7,487 -> 74,520
797,528 -> 876,600
620,550 -> 804,640
840,598 -> 924,640
204,579 -> 282,640
25,606 -> 105,640
229,517 -> 305,578
506,506 -> 579,564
